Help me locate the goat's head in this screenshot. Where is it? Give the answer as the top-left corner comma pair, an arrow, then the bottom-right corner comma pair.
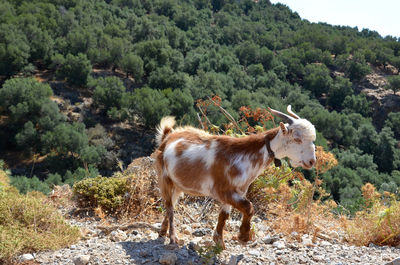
269,105 -> 316,169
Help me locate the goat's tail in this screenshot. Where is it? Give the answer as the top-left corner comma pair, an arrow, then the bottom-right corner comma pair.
156,116 -> 176,146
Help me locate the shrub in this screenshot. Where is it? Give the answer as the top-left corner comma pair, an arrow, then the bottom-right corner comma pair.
343,183 -> 400,246
9,175 -> 51,195
0,171 -> 80,263
73,176 -> 128,213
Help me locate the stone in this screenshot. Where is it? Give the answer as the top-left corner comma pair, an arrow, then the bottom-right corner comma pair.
181,224 -> 193,235
159,252 -> 178,265
313,255 -> 325,262
110,229 -> 128,242
272,241 -> 285,249
386,257 -> 400,265
263,235 -> 279,244
73,255 -> 91,265
248,249 -> 261,256
20,254 -> 34,261
228,255 -> 238,265
139,250 -> 149,257
192,228 -> 212,237
301,235 -> 313,246
320,240 -> 332,247
291,231 -> 299,237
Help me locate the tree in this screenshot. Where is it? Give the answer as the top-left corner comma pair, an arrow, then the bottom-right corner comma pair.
0,24 -> 30,76
0,77 -> 64,151
303,63 -> 332,98
59,53 -> 92,87
92,77 -> 126,113
119,53 -> 144,80
385,112 -> 400,139
327,77 -> 353,110
374,127 -> 397,173
387,75 -> 400,95
123,87 -> 170,128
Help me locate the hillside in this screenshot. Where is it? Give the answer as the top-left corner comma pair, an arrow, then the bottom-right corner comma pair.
1,0 -> 400,214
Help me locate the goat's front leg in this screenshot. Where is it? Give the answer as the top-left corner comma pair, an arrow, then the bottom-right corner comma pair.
227,192 -> 255,243
213,204 -> 231,249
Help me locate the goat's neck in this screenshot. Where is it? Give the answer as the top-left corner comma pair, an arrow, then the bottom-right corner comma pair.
269,128 -> 287,160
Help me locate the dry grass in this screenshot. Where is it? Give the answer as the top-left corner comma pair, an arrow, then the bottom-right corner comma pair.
117,156 -> 162,221
248,146 -> 340,240
0,171 -> 80,263
342,183 -> 400,246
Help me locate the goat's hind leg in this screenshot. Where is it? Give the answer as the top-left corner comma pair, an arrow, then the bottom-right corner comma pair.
159,176 -> 181,244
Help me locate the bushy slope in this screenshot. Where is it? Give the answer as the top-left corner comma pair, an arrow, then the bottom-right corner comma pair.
0,0 -> 400,209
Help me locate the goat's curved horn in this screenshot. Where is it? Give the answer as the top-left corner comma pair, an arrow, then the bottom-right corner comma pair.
287,105 -> 300,119
268,107 -> 294,125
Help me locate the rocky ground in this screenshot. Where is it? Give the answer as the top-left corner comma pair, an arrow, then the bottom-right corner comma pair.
18,207 -> 400,265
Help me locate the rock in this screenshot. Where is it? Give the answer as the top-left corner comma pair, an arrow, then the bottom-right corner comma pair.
192,228 -> 212,237
182,224 -> 193,235
159,252 -> 178,265
248,249 -> 261,256
319,240 -> 332,247
272,241 -> 285,249
20,254 -> 34,261
188,241 -> 201,252
178,248 -> 189,257
73,255 -> 91,265
386,257 -> 400,265
313,255 -> 325,262
110,229 -> 127,242
139,250 -> 149,257
227,255 -> 238,265
301,235 -> 313,246
291,231 -> 299,237
263,235 -> 279,244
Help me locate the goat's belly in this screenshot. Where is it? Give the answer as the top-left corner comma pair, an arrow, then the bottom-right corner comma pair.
168,171 -> 215,197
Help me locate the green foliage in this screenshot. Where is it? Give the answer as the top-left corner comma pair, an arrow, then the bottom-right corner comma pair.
73,176 -> 128,212
92,76 -> 126,113
123,87 -> 171,128
0,24 -> 30,75
0,77 -> 64,151
387,75 -> 400,95
119,52 -> 144,80
385,112 -> 400,138
1,0 -> 400,210
58,53 -> 91,87
303,63 -> 332,97
9,175 -> 51,195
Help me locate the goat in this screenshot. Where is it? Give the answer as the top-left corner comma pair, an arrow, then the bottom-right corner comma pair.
154,105 -> 316,248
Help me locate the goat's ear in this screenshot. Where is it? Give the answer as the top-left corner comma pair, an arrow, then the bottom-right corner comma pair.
279,122 -> 288,135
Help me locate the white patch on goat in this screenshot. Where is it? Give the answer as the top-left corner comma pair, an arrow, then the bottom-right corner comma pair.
163,139 -> 184,175
181,140 -> 217,170
232,192 -> 243,203
230,154 -> 253,187
221,204 -> 232,214
259,145 -> 269,163
199,176 -> 214,197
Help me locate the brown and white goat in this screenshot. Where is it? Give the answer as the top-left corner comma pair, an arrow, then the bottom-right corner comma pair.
154,105 -> 316,248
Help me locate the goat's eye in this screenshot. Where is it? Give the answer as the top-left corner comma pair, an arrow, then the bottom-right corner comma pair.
294,138 -> 302,144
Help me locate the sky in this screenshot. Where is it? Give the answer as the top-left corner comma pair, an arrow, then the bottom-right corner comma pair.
270,0 -> 400,38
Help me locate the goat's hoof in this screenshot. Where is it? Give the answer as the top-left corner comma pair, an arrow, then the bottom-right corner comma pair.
169,235 -> 179,245
213,233 -> 226,250
235,233 -> 251,244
